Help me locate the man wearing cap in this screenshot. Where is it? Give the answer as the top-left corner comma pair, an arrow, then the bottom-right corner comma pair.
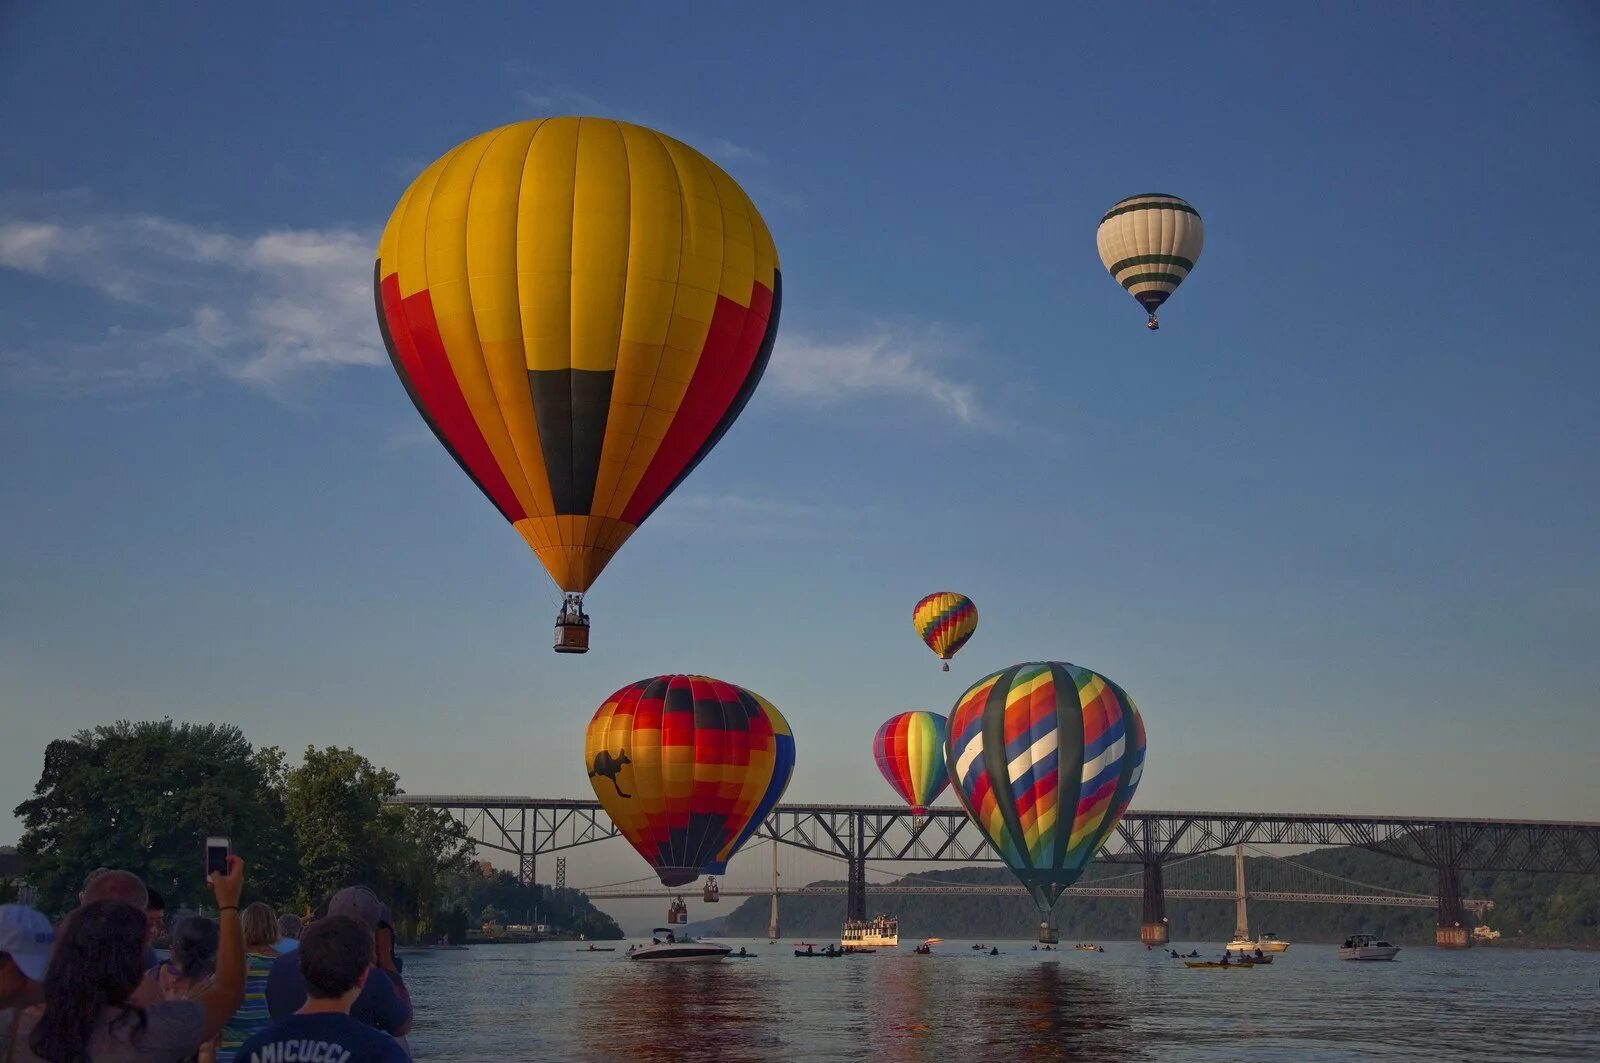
0,904 -> 55,1054
265,887 -> 411,1037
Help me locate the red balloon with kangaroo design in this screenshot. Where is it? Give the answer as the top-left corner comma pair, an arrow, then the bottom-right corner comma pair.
584,674 -> 796,886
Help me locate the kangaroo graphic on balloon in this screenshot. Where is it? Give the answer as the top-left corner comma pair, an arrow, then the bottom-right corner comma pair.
588,750 -> 632,798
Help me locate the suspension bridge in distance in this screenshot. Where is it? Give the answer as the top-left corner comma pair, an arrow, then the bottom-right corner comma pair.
388,795 -> 1600,948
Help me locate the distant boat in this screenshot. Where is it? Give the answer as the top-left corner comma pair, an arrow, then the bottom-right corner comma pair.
793,943 -> 841,958
1228,933 -> 1290,953
1185,959 -> 1254,969
1074,943 -> 1104,952
1338,933 -> 1400,961
628,929 -> 731,964
842,915 -> 898,948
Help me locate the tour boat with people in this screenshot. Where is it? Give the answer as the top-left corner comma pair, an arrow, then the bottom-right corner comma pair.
1338,933 -> 1400,961
628,928 -> 732,963
841,914 -> 899,948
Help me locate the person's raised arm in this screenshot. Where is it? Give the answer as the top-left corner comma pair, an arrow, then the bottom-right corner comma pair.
194,855 -> 247,1040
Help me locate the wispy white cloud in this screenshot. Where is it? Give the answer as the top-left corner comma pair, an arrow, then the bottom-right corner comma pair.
767,327 -> 988,427
0,207 -> 378,392
708,138 -> 763,165
653,491 -> 831,540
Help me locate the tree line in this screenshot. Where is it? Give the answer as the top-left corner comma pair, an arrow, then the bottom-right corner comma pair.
8,719 -> 621,941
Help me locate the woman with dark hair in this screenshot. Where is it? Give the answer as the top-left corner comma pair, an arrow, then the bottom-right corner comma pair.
13,857 -> 247,1062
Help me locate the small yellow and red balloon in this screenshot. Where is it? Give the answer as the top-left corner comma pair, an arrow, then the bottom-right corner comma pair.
912,592 -> 978,671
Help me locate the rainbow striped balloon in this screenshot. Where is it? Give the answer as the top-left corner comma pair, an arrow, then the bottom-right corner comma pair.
872,711 -> 951,814
946,662 -> 1146,914
913,591 -> 978,671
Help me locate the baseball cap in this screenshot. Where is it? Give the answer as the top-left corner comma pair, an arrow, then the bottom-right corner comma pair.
0,904 -> 55,981
325,887 -> 392,931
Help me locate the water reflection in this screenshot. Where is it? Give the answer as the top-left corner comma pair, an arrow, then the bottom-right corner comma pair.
866,955 -> 939,1061
973,962 -> 1139,1059
571,963 -> 783,1063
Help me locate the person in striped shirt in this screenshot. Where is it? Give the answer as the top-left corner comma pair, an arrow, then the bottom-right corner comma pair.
218,902 -> 279,1061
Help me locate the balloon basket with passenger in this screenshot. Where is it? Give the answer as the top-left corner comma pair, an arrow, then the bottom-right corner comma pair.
553,594 -> 591,654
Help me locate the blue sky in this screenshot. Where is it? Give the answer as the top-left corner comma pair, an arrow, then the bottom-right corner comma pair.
3,0 -> 1598,898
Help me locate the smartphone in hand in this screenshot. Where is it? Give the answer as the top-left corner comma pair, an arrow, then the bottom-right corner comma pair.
205,836 -> 232,877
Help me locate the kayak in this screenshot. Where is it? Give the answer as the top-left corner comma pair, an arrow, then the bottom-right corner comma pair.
576,947 -> 616,952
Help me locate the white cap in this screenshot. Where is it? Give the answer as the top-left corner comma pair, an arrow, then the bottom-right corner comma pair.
0,904 -> 54,981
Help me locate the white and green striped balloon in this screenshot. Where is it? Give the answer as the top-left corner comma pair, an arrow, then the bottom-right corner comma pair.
1096,194 -> 1204,330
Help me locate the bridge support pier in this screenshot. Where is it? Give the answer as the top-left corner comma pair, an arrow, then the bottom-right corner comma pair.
1434,864 -> 1472,948
1139,860 -> 1169,945
846,812 -> 867,922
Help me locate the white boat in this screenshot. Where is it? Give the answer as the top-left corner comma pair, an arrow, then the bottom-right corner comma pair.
627,928 -> 732,964
842,915 -> 899,948
1226,933 -> 1290,954
1338,933 -> 1400,961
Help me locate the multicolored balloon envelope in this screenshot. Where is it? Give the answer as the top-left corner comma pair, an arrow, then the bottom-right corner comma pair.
375,118 -> 782,637
872,711 -> 951,814
1095,193 -> 1204,331
946,662 -> 1146,915
913,592 -> 978,671
585,675 -> 795,887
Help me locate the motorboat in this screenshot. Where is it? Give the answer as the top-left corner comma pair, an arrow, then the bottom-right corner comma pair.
1338,934 -> 1400,961
1074,943 -> 1104,952
1184,959 -> 1254,969
1256,933 -> 1291,952
628,929 -> 732,963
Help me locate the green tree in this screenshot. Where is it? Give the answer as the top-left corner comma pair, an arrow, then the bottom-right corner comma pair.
282,746 -> 397,906
282,745 -> 476,937
13,720 -> 296,914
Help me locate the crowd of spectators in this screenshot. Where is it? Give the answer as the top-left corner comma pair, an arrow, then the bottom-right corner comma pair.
0,857 -> 412,1062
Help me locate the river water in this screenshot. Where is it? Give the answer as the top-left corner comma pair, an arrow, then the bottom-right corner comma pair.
399,939 -> 1597,1061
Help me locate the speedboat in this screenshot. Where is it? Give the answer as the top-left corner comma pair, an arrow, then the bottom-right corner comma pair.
1338,934 -> 1400,961
1184,959 -> 1254,969
1075,943 -> 1104,952
628,929 -> 732,963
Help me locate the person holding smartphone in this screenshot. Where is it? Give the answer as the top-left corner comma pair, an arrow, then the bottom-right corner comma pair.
11,856 -> 248,1062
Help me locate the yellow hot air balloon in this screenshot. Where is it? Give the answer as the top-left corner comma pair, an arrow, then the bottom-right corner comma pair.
1096,193 -> 1203,330
375,118 -> 781,652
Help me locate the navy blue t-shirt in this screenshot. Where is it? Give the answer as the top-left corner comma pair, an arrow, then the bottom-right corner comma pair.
236,1012 -> 410,1063
265,952 -> 410,1034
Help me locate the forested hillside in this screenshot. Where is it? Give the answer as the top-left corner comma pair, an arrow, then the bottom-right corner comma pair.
717,847 -> 1598,946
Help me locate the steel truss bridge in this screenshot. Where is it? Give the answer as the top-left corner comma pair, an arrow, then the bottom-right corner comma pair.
389,796 -> 1600,947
